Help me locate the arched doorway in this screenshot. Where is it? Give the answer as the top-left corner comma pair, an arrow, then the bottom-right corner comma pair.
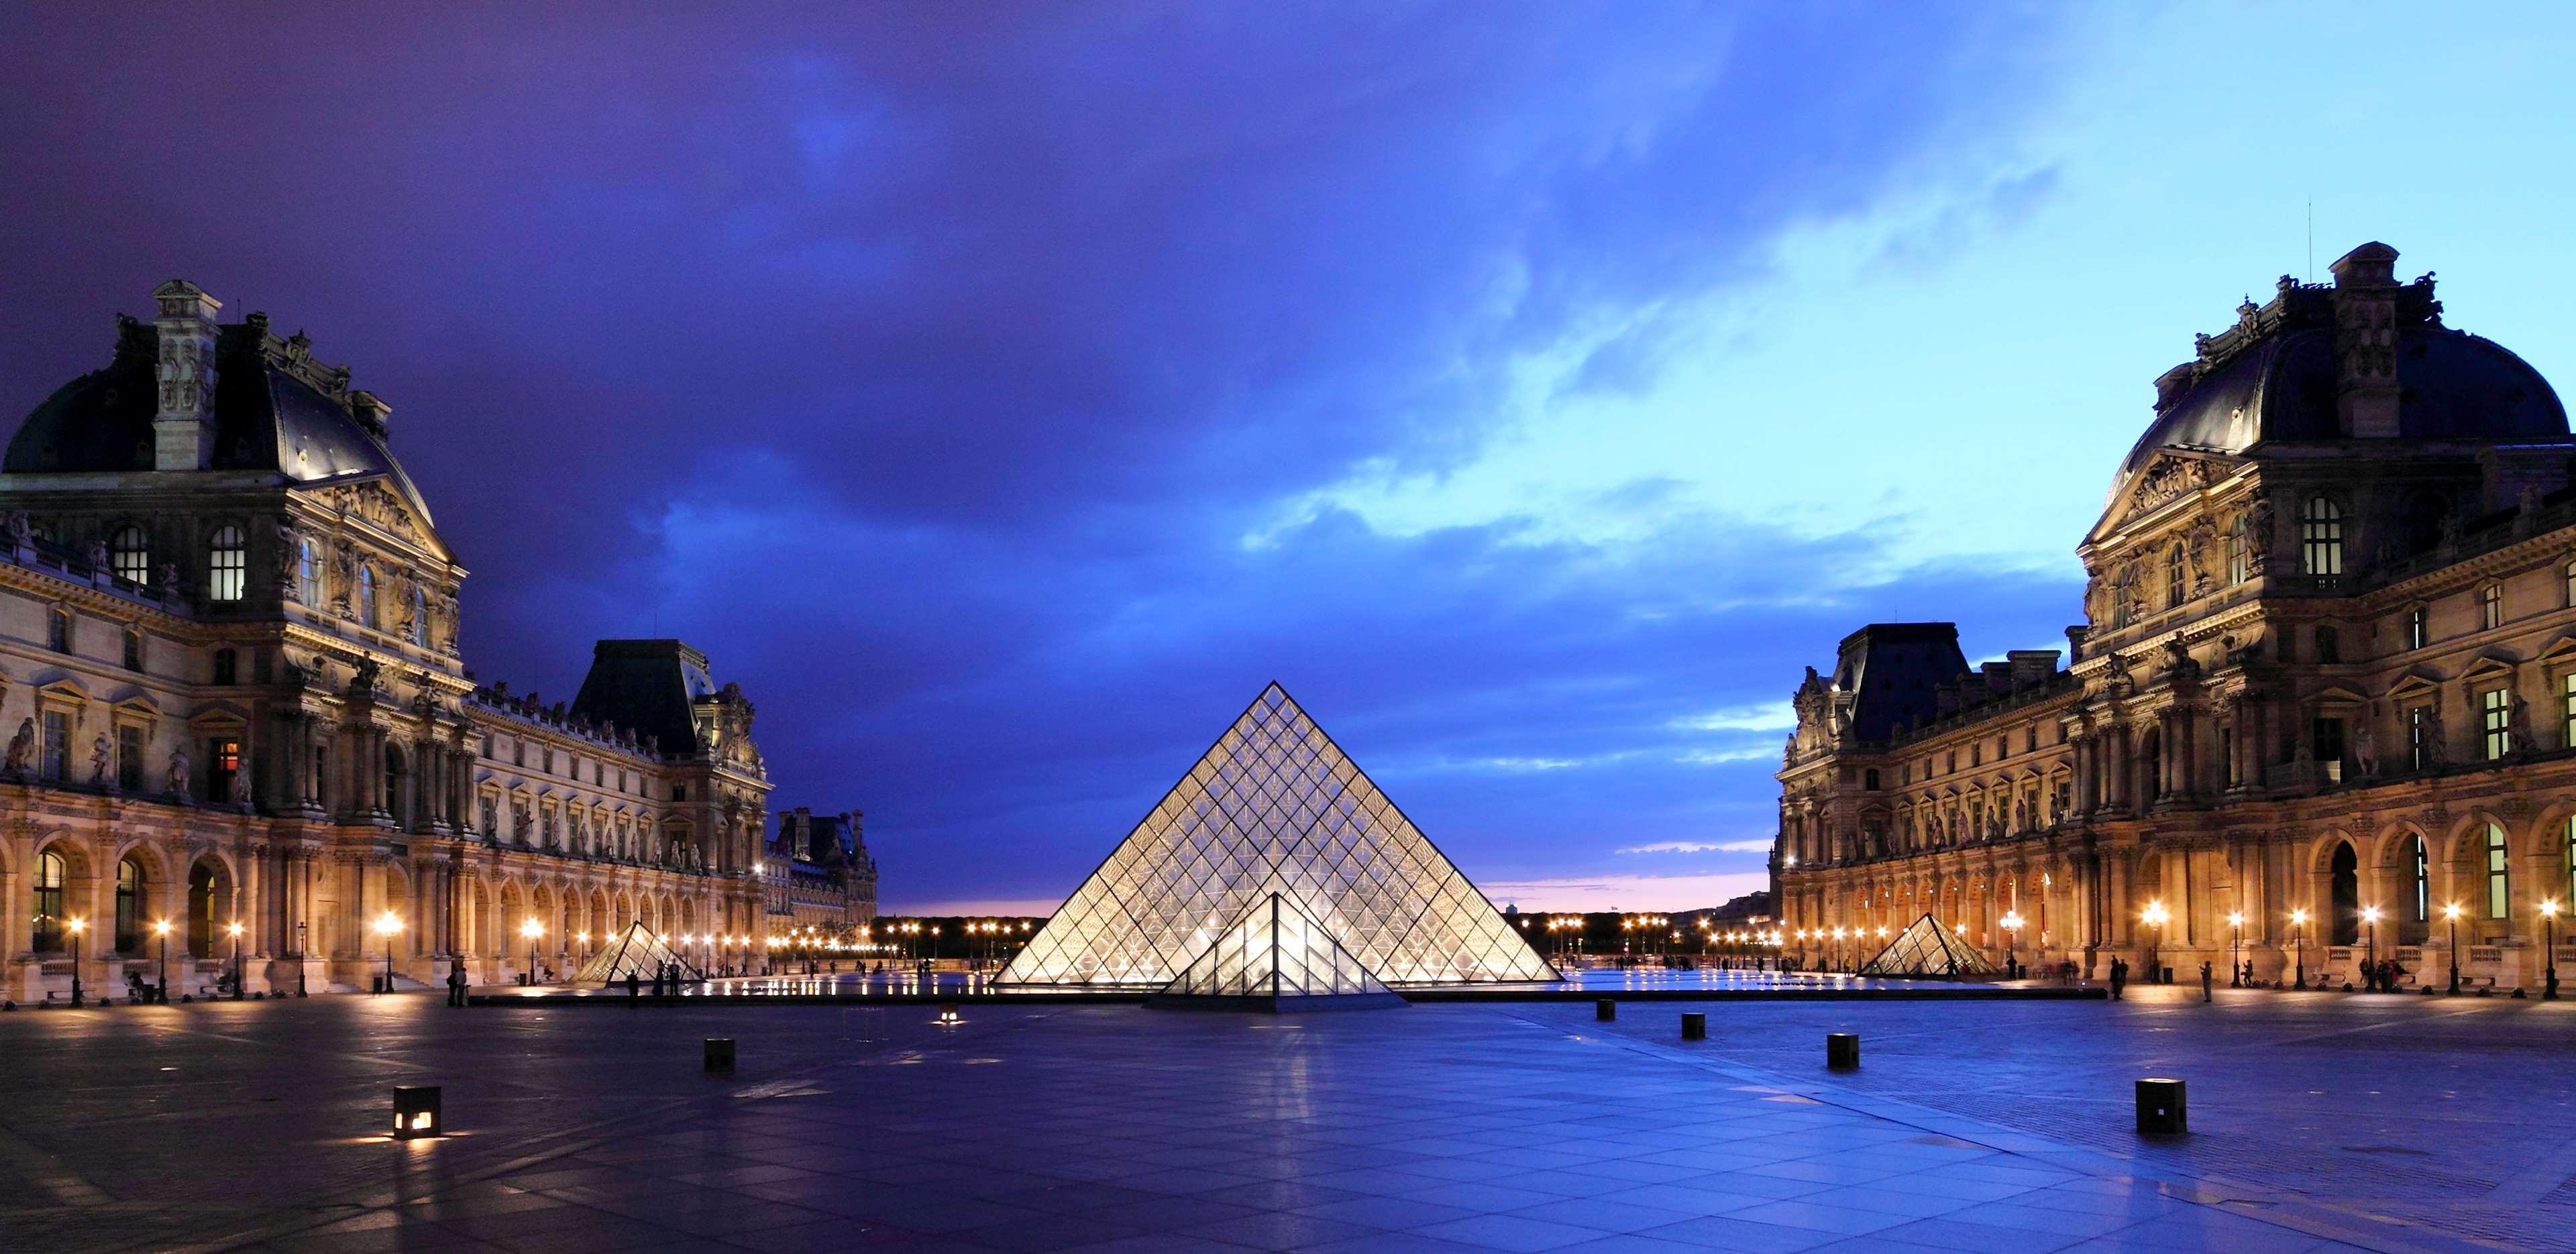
2398,835 -> 2429,946
2330,842 -> 2361,946
186,859 -> 230,958
115,855 -> 146,954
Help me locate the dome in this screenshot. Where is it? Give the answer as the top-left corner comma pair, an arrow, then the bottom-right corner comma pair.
2108,246 -> 2567,505
5,311 -> 437,525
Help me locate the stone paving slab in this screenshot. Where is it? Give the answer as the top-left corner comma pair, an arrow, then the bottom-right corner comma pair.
0,987 -> 2524,1253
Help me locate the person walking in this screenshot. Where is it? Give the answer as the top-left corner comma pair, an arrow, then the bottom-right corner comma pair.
2108,956 -> 2127,1000
447,959 -> 468,1007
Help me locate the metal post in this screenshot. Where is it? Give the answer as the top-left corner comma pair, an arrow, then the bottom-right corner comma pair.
2447,911 -> 2460,995
70,926 -> 83,1007
158,930 -> 169,1003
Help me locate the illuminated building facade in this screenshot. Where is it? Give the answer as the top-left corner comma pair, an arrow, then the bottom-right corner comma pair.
762,805 -> 877,931
1776,243 -> 2576,990
0,280 -> 771,999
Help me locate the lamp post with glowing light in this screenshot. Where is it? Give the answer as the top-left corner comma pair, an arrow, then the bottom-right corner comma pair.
228,921 -> 245,999
521,917 -> 545,984
373,910 -> 403,992
2140,900 -> 2169,984
2544,899 -> 2562,1000
2226,912 -> 2243,987
2443,903 -> 2463,994
2290,908 -> 2308,988
66,917 -> 86,1006
152,918 -> 172,1003
2362,905 -> 2382,989
2000,911 -> 2025,975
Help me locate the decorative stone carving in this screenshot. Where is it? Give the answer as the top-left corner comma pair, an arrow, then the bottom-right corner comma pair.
4,718 -> 32,774
2129,455 -> 2216,515
166,746 -> 191,798
90,732 -> 111,786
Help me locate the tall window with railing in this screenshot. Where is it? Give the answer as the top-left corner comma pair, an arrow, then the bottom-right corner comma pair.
2166,543 -> 2188,610
2481,585 -> 2504,631
2486,823 -> 2512,920
207,526 -> 246,601
2483,688 -> 2512,760
2565,673 -> 2576,750
32,850 -> 66,952
109,524 -> 150,583
2226,515 -> 2249,584
2409,705 -> 2434,771
2301,496 -> 2343,577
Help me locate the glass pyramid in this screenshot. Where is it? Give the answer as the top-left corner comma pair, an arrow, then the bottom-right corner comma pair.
998,683 -> 1561,988
1854,913 -> 2001,978
1152,891 -> 1401,1007
570,921 -> 705,984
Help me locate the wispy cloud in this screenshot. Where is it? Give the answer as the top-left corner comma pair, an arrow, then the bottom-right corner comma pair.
1616,839 -> 1772,855
1671,701 -> 1796,732
1480,872 -> 1772,913
1677,746 -> 1777,766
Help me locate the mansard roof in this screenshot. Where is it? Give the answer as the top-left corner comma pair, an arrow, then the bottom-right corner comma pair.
569,639 -> 718,754
5,309 -> 439,525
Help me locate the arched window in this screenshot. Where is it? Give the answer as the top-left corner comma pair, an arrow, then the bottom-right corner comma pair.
32,850 -> 66,952
297,538 -> 321,606
2330,842 -> 2360,946
2402,834 -> 2429,944
2225,515 -> 2248,584
207,526 -> 246,602
115,857 -> 144,953
2112,579 -> 2135,629
109,525 -> 150,583
2166,543 -> 2188,610
2486,823 -> 2512,920
358,566 -> 379,628
2301,496 -> 2343,577
408,587 -> 427,647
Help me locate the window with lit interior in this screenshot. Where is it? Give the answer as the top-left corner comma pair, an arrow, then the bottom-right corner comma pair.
2300,496 -> 2343,577
32,849 -> 66,951
2481,584 -> 2504,631
109,525 -> 150,583
207,526 -> 246,601
2483,688 -> 2512,760
2486,823 -> 2512,920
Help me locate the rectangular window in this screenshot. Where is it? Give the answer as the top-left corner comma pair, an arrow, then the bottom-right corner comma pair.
122,632 -> 140,671
1946,752 -> 1956,773
2565,673 -> 2576,752
2407,607 -> 2428,650
47,610 -> 68,654
2314,718 -> 2346,777
209,738 -> 240,802
2222,727 -> 2238,787
1971,744 -> 1981,766
2483,688 -> 2512,761
2410,705 -> 2434,771
2489,830 -> 2512,920
2314,626 -> 2340,665
2482,585 -> 2504,631
2025,727 -> 2038,753
211,648 -> 236,685
1863,768 -> 1880,791
209,539 -> 246,602
117,725 -> 142,793
2277,630 -> 2296,663
40,710 -> 68,781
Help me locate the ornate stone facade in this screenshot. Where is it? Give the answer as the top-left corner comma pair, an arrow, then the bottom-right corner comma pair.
763,806 -> 877,931
1775,243 -> 2576,990
0,280 -> 771,998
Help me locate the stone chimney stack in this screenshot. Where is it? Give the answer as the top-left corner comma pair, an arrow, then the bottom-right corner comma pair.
151,279 -> 221,470
350,390 -> 392,441
2328,242 -> 2402,439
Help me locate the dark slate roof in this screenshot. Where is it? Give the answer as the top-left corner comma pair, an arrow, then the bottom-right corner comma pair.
1831,624 -> 1968,743
570,640 -> 716,754
2113,267 -> 2567,500
805,813 -> 859,864
6,316 -> 439,524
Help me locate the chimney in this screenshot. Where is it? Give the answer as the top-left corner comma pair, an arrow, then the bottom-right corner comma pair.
2328,242 -> 2402,439
2063,625 -> 2089,664
151,279 -> 222,469
350,390 -> 392,441
2007,649 -> 2060,689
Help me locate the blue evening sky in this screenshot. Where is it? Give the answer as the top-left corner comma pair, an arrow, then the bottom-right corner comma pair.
1,4 -> 2570,911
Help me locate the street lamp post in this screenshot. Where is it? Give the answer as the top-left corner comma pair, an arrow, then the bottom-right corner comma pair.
2290,908 -> 2308,988
66,917 -> 86,1007
2444,903 -> 2463,994
227,921 -> 245,999
373,910 -> 403,992
2226,912 -> 2243,988
2362,906 -> 2383,990
2000,911 -> 2025,976
2545,900 -> 2562,1001
153,919 -> 172,1003
2141,901 -> 2169,985
521,917 -> 545,985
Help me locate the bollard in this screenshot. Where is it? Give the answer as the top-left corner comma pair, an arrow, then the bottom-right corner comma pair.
936,1003 -> 963,1025
392,1085 -> 443,1139
1680,1012 -> 1705,1040
1595,999 -> 1616,1022
2135,1078 -> 2186,1135
1826,1033 -> 1859,1070
704,1038 -> 736,1072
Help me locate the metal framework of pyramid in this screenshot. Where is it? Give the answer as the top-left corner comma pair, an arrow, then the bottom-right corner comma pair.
1148,892 -> 1405,1011
998,683 -> 1561,988
1855,913 -> 2001,978
570,921 -> 706,984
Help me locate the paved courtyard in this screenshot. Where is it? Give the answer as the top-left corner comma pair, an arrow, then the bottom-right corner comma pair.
0,986 -> 2561,1253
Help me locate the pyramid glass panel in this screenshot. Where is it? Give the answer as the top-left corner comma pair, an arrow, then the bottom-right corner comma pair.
570,921 -> 705,984
1854,913 -> 2002,978
998,683 -> 1560,988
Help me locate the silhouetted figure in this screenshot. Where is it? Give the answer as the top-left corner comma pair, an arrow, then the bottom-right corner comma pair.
2108,957 -> 2127,1000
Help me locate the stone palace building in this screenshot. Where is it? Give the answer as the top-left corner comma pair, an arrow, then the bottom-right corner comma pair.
1775,243 -> 2576,990
763,805 -> 878,931
0,280 -> 774,999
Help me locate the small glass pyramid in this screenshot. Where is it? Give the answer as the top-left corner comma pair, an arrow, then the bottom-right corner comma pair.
1150,891 -> 1402,1009
998,683 -> 1560,988
1854,913 -> 2001,978
571,921 -> 705,984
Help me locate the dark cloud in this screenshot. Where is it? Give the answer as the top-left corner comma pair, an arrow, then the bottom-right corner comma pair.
0,3 -> 2072,905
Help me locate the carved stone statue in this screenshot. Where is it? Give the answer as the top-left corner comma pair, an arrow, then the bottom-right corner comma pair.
2424,710 -> 2451,768
2510,695 -> 2534,754
6,512 -> 30,550
2353,720 -> 2378,778
89,732 -> 111,786
2245,495 -> 2273,573
166,746 -> 191,798
4,718 -> 32,774
229,756 -> 251,804
351,656 -> 382,693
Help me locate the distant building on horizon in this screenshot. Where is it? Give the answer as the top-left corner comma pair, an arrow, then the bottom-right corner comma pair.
763,806 -> 877,931
1775,242 -> 2576,991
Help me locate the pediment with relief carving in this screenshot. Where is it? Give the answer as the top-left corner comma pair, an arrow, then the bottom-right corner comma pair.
318,481 -> 429,547
2126,454 -> 2221,516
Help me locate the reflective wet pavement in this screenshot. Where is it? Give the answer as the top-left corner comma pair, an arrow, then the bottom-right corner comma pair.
0,984 -> 2548,1253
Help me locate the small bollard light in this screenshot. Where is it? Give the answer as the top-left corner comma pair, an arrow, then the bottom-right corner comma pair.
704,1038 -> 736,1072
2136,1078 -> 2186,1135
936,1003 -> 962,1026
1826,1032 -> 1860,1070
392,1085 -> 443,1139
1595,999 -> 1616,1021
1680,1012 -> 1706,1040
